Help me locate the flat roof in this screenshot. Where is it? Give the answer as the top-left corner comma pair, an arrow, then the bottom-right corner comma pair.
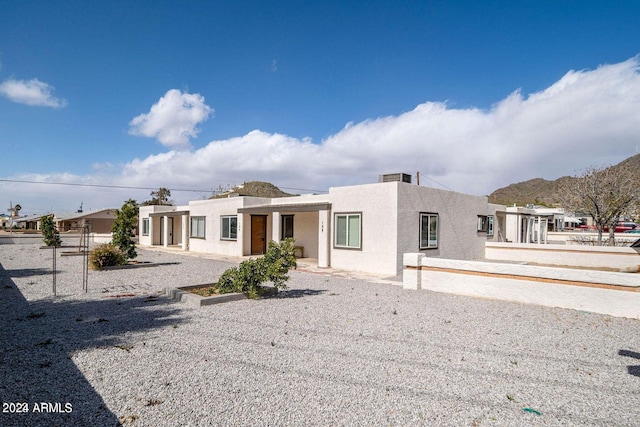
238,202 -> 331,214
149,210 -> 190,217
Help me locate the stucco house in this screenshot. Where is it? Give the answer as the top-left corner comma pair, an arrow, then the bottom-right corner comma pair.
55,208 -> 118,233
494,205 -> 580,244
138,175 -> 502,276
0,214 -> 9,228
10,209 -> 118,233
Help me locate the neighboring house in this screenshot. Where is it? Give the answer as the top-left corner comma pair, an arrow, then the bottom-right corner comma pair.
1,213 -> 11,228
495,205 -> 568,243
7,209 -> 118,233
14,214 -> 44,230
139,174 -> 502,276
55,209 -> 118,233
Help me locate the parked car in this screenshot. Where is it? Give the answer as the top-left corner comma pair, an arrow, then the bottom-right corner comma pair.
623,229 -> 640,234
578,222 -> 639,232
577,224 -> 596,230
610,222 -> 639,232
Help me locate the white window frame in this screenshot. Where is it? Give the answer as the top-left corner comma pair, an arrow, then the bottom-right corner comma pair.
221,215 -> 238,240
420,213 -> 438,249
190,216 -> 206,239
334,213 -> 362,249
142,218 -> 150,236
477,215 -> 494,234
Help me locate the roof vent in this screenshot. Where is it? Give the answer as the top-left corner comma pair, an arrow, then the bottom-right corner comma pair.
378,173 -> 412,184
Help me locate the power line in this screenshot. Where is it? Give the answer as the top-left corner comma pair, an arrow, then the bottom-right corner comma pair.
0,178 -> 212,193
421,175 -> 457,192
0,178 -> 328,195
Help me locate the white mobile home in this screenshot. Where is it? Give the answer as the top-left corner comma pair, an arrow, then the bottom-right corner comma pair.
139,176 -> 501,276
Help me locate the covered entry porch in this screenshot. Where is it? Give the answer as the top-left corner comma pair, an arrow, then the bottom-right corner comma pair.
148,210 -> 189,250
238,202 -> 332,268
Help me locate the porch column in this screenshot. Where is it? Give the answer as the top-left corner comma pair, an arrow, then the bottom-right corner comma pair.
317,209 -> 330,268
163,215 -> 169,248
272,211 -> 281,243
181,214 -> 189,251
148,217 -> 154,245
537,217 -> 542,244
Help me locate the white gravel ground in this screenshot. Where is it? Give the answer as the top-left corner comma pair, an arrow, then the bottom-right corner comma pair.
1,238 -> 640,426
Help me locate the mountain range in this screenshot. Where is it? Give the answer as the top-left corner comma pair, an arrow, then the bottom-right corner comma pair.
488,153 -> 640,207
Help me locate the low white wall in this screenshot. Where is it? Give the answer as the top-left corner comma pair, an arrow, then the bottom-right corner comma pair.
548,231 -> 640,246
403,253 -> 640,319
485,242 -> 640,272
89,233 -> 116,244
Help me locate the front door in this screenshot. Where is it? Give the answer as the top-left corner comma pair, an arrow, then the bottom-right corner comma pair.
251,215 -> 267,255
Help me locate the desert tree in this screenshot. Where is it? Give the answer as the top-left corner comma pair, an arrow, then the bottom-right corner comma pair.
560,163 -> 639,245
111,199 -> 139,259
40,214 -> 61,247
141,187 -> 174,206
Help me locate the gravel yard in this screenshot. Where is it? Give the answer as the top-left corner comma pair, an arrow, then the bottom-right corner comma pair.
1,240 -> 640,426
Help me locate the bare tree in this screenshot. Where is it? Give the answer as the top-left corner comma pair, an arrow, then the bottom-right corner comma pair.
561,164 -> 639,245
141,188 -> 174,206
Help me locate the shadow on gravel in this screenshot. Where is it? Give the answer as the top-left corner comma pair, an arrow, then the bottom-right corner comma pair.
4,268 -> 53,278
278,289 -> 327,299
0,262 -> 185,427
619,349 -> 640,378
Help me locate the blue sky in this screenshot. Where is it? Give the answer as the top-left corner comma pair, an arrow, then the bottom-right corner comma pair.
1,1 -> 640,214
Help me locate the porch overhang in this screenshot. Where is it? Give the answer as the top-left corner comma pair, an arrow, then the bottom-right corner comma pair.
238,202 -> 331,214
149,210 -> 190,217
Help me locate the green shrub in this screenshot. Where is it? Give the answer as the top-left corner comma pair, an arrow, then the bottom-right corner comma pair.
89,243 -> 127,269
216,238 -> 297,298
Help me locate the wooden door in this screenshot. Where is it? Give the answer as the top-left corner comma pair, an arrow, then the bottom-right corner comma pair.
251,215 -> 267,255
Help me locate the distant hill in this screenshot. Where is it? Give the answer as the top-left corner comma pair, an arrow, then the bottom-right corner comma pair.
488,153 -> 640,207
210,181 -> 294,199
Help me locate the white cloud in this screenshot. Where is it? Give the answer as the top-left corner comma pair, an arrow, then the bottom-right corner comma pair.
3,56 -> 640,213
118,56 -> 640,196
128,89 -> 213,148
0,78 -> 67,108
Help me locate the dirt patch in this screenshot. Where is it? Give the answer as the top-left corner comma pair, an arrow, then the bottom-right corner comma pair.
185,284 -> 221,297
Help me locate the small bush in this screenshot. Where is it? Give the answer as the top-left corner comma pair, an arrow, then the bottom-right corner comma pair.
89,243 -> 127,269
216,238 -> 297,298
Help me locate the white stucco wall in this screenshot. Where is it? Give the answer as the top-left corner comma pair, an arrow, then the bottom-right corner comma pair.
396,183 -> 489,266
328,182 -> 399,276
290,211 -> 319,259
188,198 -> 244,257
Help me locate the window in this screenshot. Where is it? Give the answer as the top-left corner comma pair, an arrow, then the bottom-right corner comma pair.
477,215 -> 494,234
221,216 -> 238,240
142,218 -> 149,236
281,215 -> 294,240
420,213 -> 438,249
334,213 -> 361,249
190,216 -> 206,239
